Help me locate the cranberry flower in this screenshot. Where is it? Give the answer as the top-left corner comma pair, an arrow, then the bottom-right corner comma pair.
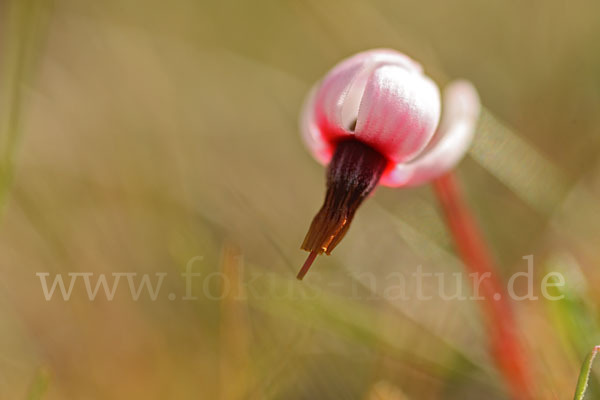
296,51 -> 534,398
298,49 -> 480,279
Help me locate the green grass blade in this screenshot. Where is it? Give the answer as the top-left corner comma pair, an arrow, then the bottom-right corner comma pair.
574,346 -> 600,400
0,0 -> 51,213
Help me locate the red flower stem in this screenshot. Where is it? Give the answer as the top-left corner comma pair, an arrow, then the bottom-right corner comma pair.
432,172 -> 533,400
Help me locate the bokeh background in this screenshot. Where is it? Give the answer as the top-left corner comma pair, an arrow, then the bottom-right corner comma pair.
2,0 -> 600,398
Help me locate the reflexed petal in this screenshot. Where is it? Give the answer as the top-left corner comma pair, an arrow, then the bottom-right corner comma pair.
354,64 -> 441,163
312,60 -> 365,141
300,85 -> 333,164
380,80 -> 480,187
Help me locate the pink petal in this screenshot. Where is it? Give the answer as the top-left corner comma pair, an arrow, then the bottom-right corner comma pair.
354,64 -> 441,163
300,85 -> 333,164
300,49 -> 424,165
380,80 -> 481,187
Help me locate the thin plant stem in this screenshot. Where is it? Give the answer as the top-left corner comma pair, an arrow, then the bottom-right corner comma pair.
432,172 -> 533,400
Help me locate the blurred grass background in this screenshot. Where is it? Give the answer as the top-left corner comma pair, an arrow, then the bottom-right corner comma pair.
1,0 -> 600,398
